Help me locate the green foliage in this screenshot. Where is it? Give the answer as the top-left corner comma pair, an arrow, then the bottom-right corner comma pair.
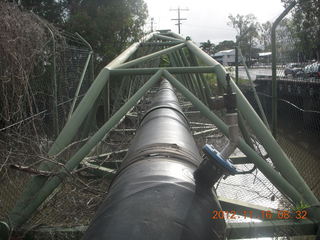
203,73 -> 217,88
67,0 -> 147,67
274,18 -> 299,61
281,0 -> 320,60
67,0 -> 147,65
20,0 -> 148,66
291,201 -> 310,211
215,40 -> 236,52
20,0 -> 68,25
228,14 -> 260,64
259,21 -> 272,51
199,40 -> 215,56
227,1 -> 320,61
228,14 -> 258,36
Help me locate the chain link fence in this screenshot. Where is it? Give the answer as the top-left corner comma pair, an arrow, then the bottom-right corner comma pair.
1,10 -> 168,237
177,92 -> 292,211
236,24 -> 320,203
0,3 -> 95,237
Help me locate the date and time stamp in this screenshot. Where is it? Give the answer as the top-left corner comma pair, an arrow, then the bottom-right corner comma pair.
211,210 -> 308,220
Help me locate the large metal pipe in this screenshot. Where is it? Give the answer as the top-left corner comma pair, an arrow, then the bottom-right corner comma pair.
83,79 -> 226,240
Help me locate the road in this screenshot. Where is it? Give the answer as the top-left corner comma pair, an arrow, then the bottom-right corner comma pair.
233,66 -> 285,80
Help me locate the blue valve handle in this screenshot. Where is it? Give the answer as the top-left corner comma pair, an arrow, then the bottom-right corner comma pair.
202,144 -> 238,175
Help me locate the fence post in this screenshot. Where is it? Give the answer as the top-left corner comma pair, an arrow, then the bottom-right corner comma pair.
44,24 -> 59,136
68,33 -> 93,120
271,1 -> 297,138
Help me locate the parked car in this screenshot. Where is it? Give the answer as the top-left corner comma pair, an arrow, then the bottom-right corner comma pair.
284,63 -> 304,77
304,62 -> 320,78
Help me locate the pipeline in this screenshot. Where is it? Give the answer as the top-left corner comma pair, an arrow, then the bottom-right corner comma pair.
83,79 -> 226,240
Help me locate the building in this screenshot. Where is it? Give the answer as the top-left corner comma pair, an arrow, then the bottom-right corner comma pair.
258,52 -> 272,64
213,49 -> 245,66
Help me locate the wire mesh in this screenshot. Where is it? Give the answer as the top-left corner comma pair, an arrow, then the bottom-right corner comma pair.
229,18 -> 320,234
177,92 -> 292,218
0,4 -> 95,237
236,43 -> 320,202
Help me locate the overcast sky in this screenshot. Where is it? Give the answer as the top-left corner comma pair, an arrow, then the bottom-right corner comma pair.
144,0 -> 285,44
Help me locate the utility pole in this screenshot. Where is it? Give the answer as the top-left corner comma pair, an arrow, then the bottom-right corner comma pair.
170,7 -> 189,34
151,17 -> 154,32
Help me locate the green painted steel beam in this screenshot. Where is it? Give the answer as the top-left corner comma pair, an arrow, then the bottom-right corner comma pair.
178,48 -> 208,104
24,220 -> 318,239
141,41 -> 182,46
238,112 -> 256,150
111,77 -> 127,113
196,76 -> 209,105
188,50 -> 213,100
184,40 -> 320,217
226,220 -> 318,239
172,49 -> 200,99
153,34 -> 185,42
167,31 -> 186,40
163,70 -> 305,206
104,81 -> 110,119
116,43 -> 185,69
23,226 -> 87,239
68,50 -> 93,119
107,32 -> 156,67
7,70 -> 164,228
20,220 -> 318,239
110,66 -> 216,76
167,53 -> 183,84
106,31 -> 159,115
237,46 -> 269,129
178,49 -> 202,98
171,51 -> 199,99
229,156 -> 251,164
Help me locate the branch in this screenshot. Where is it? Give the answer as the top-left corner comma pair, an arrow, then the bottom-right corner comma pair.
9,164 -> 56,177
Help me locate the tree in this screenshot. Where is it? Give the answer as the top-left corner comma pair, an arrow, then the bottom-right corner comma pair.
19,0 -> 148,66
281,0 -> 320,60
200,40 -> 215,56
228,14 -> 260,64
275,18 -> 298,62
214,40 -> 235,53
260,21 -> 272,51
228,14 -> 257,36
19,0 -> 68,25
68,0 -> 148,66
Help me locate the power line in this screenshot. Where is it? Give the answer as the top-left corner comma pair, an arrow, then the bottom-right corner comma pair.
170,7 -> 189,34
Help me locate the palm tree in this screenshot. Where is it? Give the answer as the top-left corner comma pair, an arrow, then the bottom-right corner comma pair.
200,40 -> 215,56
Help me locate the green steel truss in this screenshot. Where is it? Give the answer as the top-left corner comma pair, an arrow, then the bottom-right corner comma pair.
1,30 -> 319,239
